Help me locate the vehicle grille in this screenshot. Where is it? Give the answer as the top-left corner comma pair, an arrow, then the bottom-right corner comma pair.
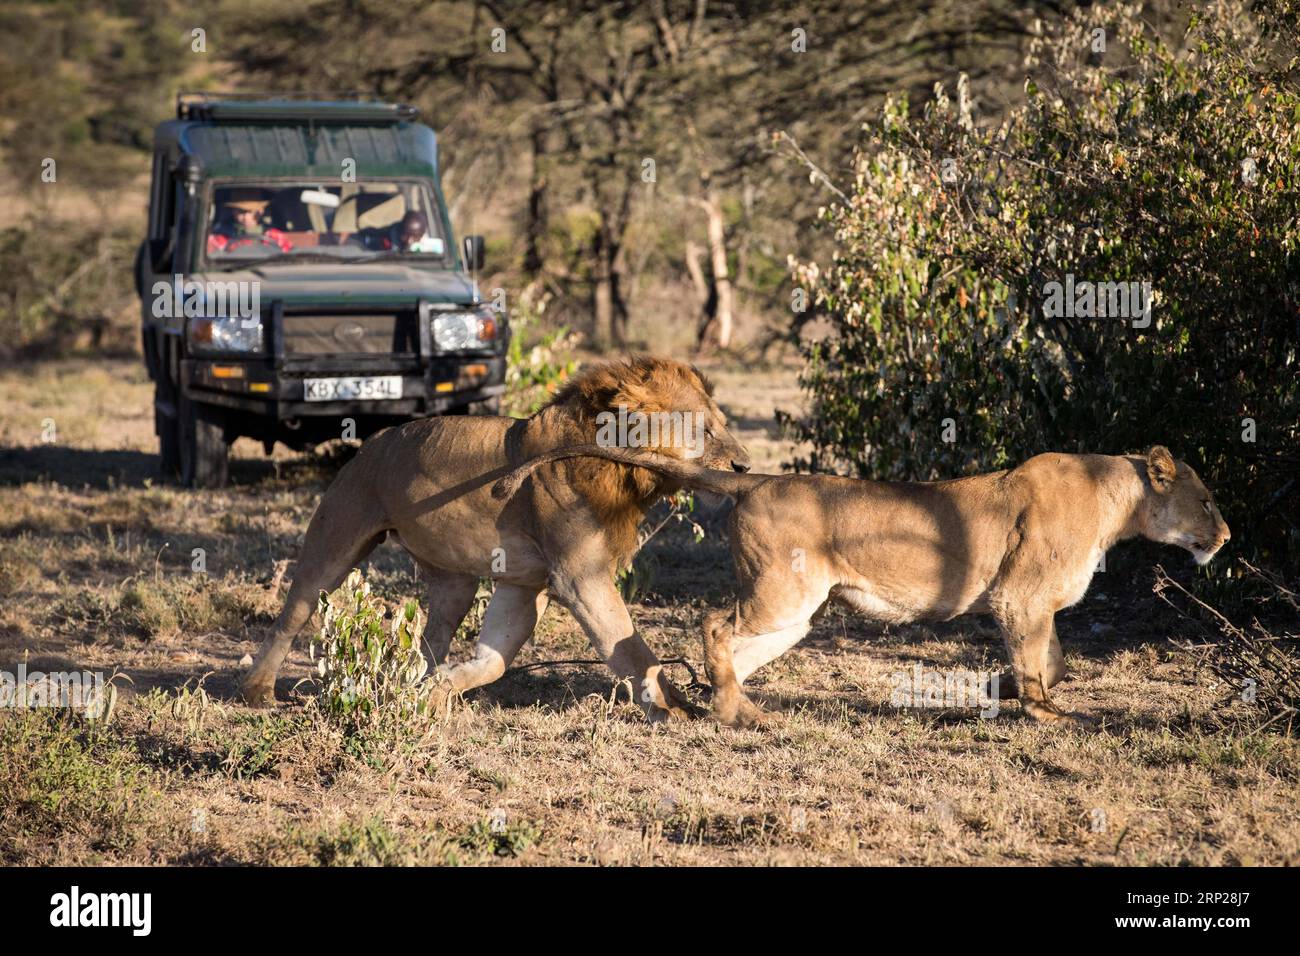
281,312 -> 419,356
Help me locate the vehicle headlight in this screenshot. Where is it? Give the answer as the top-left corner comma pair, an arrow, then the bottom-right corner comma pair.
432,309 -> 497,352
188,314 -> 264,353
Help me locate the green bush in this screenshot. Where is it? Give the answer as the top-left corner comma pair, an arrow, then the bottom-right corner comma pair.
788,1 -> 1300,573
310,570 -> 435,739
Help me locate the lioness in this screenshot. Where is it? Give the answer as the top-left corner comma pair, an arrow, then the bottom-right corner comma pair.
240,357 -> 751,722
493,445 -> 1230,726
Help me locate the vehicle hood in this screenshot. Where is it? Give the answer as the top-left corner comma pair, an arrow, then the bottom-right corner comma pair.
186,263 -> 480,309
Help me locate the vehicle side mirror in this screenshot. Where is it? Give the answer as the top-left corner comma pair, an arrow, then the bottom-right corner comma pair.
462,234 -> 485,272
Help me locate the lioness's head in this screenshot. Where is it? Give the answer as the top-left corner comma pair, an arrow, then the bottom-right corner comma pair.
556,356 -> 751,473
1140,446 -> 1230,565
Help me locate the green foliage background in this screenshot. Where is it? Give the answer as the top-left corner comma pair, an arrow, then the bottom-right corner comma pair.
787,2 -> 1299,573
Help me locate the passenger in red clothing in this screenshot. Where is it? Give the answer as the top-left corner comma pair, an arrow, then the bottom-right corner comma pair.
207,188 -> 294,255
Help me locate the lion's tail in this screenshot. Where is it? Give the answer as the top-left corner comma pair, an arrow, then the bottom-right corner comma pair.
490,443 -> 768,501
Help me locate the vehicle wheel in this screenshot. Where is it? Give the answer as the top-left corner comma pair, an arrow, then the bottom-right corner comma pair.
156,399 -> 181,479
177,396 -> 229,488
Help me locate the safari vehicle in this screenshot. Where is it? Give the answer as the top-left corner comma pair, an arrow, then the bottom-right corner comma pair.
135,92 -> 508,487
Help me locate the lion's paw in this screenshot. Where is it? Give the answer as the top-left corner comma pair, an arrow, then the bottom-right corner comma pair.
239,677 -> 278,708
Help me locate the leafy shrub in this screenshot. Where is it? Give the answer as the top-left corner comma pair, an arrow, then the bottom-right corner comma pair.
788,1 -> 1300,574
617,490 -> 705,601
310,570 -> 435,740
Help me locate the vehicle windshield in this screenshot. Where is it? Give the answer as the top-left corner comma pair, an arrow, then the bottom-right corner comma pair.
202,181 -> 449,266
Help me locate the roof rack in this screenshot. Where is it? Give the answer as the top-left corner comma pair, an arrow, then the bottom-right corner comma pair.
176,92 -> 419,124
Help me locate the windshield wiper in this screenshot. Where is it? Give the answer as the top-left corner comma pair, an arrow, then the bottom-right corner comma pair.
353,249 -> 443,263
213,252 -> 344,271
250,252 -> 348,268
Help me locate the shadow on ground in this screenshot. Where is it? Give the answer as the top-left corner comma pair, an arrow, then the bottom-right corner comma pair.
0,443 -> 355,489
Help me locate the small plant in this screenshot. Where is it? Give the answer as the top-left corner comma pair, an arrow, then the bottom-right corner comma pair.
459,813 -> 541,859
221,711 -> 310,779
503,290 -> 581,416
453,578 -> 494,645
1156,561 -> 1300,734
168,680 -> 211,739
310,570 -> 435,739
618,490 -> 705,601
0,709 -> 156,858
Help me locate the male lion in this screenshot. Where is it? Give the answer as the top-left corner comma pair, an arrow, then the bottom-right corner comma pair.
493,445 -> 1230,727
240,357 -> 751,722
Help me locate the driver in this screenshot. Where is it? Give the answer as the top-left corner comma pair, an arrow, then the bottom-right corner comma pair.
208,188 -> 293,254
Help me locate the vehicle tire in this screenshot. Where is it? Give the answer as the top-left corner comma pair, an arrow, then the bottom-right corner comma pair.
156,399 -> 181,479
177,395 -> 230,488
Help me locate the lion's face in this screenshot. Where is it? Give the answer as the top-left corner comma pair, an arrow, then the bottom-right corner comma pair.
578,358 -> 751,473
1142,446 -> 1230,565
682,379 -> 751,474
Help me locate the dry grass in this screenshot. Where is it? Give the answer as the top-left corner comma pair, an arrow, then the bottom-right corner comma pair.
0,358 -> 1296,866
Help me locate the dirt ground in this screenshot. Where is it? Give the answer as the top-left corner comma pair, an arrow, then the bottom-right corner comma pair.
1,357 -> 1296,866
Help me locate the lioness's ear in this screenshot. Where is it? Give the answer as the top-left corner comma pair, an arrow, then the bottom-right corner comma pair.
1146,445 -> 1177,493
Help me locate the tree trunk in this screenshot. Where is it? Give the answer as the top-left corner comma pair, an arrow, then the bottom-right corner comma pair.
605,232 -> 629,347
591,228 -> 628,348
684,239 -> 709,307
593,270 -> 614,346
523,124 -> 547,276
686,238 -> 717,342
695,188 -> 733,350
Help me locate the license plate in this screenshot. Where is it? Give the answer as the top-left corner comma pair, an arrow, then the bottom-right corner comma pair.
302,376 -> 403,402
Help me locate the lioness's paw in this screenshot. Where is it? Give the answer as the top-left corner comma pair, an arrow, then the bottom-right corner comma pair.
736,703 -> 774,730
1021,700 -> 1080,726
714,695 -> 772,730
645,704 -> 696,725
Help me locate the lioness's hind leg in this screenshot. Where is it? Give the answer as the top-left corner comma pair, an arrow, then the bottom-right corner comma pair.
732,621 -> 813,686
703,609 -> 755,728
705,586 -> 823,729
1044,625 -> 1067,687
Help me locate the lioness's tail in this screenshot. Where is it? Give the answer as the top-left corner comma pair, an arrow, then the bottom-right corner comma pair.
490,443 -> 770,501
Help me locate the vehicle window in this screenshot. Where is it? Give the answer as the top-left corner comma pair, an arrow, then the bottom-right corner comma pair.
203,182 -> 447,264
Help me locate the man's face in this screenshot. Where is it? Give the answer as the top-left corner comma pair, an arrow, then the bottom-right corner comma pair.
233,207 -> 261,230
399,219 -> 425,246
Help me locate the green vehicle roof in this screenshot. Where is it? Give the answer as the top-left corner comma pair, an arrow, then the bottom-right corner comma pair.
154,104 -> 440,180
